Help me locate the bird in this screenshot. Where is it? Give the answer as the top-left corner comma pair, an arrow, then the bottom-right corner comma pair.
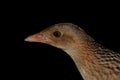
25,23 -> 120,80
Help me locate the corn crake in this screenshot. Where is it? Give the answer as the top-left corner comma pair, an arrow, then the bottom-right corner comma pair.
25,23 -> 120,80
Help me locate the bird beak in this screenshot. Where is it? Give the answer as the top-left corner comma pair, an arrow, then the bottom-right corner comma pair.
24,33 -> 48,43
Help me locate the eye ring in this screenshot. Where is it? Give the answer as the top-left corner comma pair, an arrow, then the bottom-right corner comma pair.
53,31 -> 61,37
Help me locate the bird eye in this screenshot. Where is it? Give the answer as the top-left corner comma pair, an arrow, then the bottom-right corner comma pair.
53,31 -> 61,37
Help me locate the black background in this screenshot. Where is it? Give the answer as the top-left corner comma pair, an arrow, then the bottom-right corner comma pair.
5,2 -> 120,80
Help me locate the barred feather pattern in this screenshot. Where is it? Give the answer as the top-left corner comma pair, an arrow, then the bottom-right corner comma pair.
85,41 -> 120,80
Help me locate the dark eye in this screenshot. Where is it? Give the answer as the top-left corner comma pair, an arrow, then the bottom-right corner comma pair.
53,31 -> 61,37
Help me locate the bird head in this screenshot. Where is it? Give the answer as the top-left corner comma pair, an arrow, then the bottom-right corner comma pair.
25,23 -> 88,50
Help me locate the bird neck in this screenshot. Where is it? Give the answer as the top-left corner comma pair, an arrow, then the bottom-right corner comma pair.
64,40 -> 107,80
64,39 -> 120,80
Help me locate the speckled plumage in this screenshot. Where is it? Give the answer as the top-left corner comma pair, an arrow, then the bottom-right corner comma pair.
25,23 -> 120,80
